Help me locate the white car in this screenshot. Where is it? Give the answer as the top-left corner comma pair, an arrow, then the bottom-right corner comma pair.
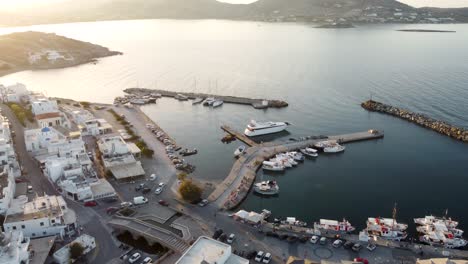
262,253 -> 272,264
154,187 -> 163,195
332,239 -> 343,248
254,251 -> 264,262
367,243 -> 377,251
310,235 -> 319,244
149,174 -> 157,181
141,257 -> 152,264
158,182 -> 165,188
128,252 -> 141,263
227,233 -> 235,244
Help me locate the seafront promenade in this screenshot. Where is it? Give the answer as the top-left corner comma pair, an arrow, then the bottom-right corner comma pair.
208,129 -> 384,210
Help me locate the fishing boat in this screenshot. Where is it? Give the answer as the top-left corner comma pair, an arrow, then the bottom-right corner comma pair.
180,148 -> 198,156
286,151 -> 304,162
281,217 -> 307,227
276,154 -> 298,166
324,143 -> 345,153
203,97 -> 215,106
300,148 -> 318,157
192,97 -> 204,105
253,180 -> 279,195
262,161 -> 285,171
367,217 -> 408,232
212,100 -> 224,108
130,98 -> 147,105
175,94 -> 189,101
418,222 -> 468,248
234,145 -> 246,157
414,215 -> 459,229
314,219 -> 356,233
244,120 -> 289,137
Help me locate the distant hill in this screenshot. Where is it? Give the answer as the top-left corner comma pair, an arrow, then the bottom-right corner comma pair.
0,0 -> 467,26
0,31 -> 121,77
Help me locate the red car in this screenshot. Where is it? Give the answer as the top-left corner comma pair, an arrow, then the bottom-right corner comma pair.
84,201 -> 97,207
106,207 -> 119,214
354,258 -> 369,264
15,178 -> 26,183
158,200 -> 169,206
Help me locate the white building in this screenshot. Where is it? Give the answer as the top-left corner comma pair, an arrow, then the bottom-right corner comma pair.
0,231 -> 30,264
31,98 -> 59,116
80,119 -> 113,136
30,97 -> 70,128
97,134 -> 145,180
176,236 -> 249,264
53,234 -> 95,264
3,195 -> 76,239
0,83 -> 29,103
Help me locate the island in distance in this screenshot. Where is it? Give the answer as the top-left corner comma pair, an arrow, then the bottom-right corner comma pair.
0,31 -> 122,77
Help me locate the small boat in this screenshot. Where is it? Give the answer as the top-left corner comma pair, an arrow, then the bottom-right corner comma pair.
281,217 -> 307,227
150,93 -> 162,98
180,148 -> 198,156
275,154 -> 297,166
314,219 -> 356,233
192,97 -> 204,105
261,209 -> 272,219
414,215 -> 459,229
324,144 -> 345,153
262,161 -> 285,171
130,98 -> 147,105
175,94 -> 189,101
234,145 -> 246,157
203,97 -> 215,106
254,180 -> 279,195
287,151 -> 304,162
300,148 -> 318,157
221,134 -> 236,143
212,100 -> 224,108
244,120 -> 289,137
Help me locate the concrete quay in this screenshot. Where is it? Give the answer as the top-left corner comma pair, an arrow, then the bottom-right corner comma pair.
362,100 -> 468,142
124,87 -> 288,109
209,129 -> 384,210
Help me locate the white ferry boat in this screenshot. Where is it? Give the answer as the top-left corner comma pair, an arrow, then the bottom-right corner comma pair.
314,219 -> 356,233
253,180 -> 279,195
244,120 -> 289,137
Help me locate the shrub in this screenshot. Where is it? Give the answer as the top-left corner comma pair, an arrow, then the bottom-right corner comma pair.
69,242 -> 85,260
141,148 -> 154,158
177,173 -> 188,181
178,180 -> 202,203
80,101 -> 91,108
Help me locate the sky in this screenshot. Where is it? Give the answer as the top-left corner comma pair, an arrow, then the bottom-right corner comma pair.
1,0 -> 468,11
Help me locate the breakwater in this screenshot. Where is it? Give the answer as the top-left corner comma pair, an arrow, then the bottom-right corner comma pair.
123,88 -> 288,109
362,100 -> 468,142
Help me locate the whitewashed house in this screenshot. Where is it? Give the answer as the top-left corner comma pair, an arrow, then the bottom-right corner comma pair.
0,231 -> 30,264
0,83 -> 29,103
80,119 -> 113,136
3,195 -> 77,239
53,234 -> 95,264
30,98 -> 70,128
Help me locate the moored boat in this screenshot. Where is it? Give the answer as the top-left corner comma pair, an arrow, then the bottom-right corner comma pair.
234,145 -> 246,157
286,151 -> 304,162
244,120 -> 289,137
414,215 -> 459,229
300,148 -> 318,157
281,217 -> 307,227
180,148 -> 198,156
254,180 -> 279,195
192,97 -> 204,104
314,219 -> 356,233
203,97 -> 215,106
175,94 -> 189,101
324,143 -> 345,153
262,161 -> 285,171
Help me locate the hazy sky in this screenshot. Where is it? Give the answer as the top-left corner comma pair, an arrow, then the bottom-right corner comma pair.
1,0 -> 468,11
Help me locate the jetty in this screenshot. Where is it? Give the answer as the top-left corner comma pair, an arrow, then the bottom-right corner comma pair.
221,125 -> 258,147
362,100 -> 468,143
123,88 -> 288,109
209,128 -> 384,210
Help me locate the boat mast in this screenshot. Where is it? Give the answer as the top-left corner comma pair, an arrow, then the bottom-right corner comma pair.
392,203 -> 397,230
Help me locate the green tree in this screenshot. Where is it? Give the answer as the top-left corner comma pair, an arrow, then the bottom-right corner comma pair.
69,242 -> 85,260
177,172 -> 187,181
178,180 -> 202,203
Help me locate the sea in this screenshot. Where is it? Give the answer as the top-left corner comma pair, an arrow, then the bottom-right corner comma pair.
1,19 -> 468,233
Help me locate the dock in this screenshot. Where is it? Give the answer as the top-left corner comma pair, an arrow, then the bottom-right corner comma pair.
221,125 -> 259,147
209,128 -> 384,210
123,88 -> 288,109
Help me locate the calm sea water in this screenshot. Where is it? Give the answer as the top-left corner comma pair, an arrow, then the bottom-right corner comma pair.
1,20 -> 468,233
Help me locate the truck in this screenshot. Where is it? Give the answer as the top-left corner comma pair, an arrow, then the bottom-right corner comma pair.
133,196 -> 148,205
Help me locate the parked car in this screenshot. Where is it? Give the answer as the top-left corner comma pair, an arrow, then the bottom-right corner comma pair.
158,182 -> 165,188
135,183 -> 145,191
154,187 -> 163,195
352,243 -> 363,252
27,185 -> 33,193
106,207 -> 119,214
103,196 -> 118,203
198,199 -> 209,207
142,188 -> 151,194
319,237 -> 327,245
149,174 -> 157,181
254,251 -> 265,262
84,200 -> 97,207
309,235 -> 319,244
354,258 -> 369,264
367,243 -> 377,251
332,239 -> 343,248
343,241 -> 354,249
158,200 -> 169,206
128,252 -> 141,263
227,233 -> 235,244
262,252 -> 272,264
212,229 -> 223,240
120,202 -> 133,208
141,257 -> 152,264
15,178 -> 26,183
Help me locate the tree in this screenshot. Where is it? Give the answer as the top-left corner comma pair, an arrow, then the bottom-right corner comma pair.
177,172 -> 187,181
178,180 -> 202,203
69,242 -> 85,260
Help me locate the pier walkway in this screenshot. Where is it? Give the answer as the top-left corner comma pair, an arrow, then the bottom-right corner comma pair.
209,128 -> 384,210
221,125 -> 259,147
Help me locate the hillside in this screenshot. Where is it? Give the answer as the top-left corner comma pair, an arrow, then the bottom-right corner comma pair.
0,31 -> 121,77
0,0 -> 466,26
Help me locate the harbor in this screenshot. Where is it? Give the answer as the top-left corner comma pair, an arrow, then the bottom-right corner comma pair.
121,87 -> 289,109
208,128 -> 384,210
362,100 -> 468,143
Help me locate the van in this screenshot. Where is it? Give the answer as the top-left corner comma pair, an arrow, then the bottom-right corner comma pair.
133,196 -> 148,205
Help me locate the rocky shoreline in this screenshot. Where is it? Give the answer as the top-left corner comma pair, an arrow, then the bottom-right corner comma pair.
362,100 -> 468,142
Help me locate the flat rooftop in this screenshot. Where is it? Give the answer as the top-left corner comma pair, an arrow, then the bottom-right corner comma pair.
175,236 -> 249,264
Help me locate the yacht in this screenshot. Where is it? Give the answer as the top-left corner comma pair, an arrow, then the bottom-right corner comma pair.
300,148 -> 318,157
253,180 -> 279,195
287,151 -> 304,162
314,219 -> 356,233
203,97 -> 215,106
414,215 -> 459,229
192,97 -> 204,105
262,161 -> 285,171
244,120 -> 289,137
212,100 -> 224,108
234,145 -> 246,157
323,143 -> 346,153
175,94 -> 189,101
